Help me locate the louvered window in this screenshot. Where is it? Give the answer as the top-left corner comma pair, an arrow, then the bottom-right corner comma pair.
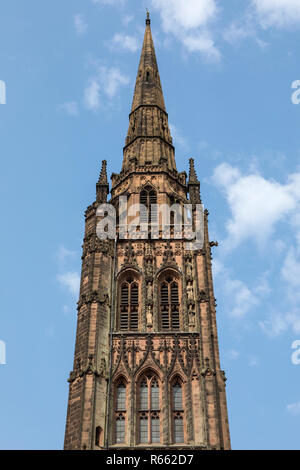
119,279 -> 139,331
160,277 -> 180,331
139,186 -> 157,225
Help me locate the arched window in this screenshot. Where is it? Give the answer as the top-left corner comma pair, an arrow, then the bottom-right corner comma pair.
174,415 -> 184,443
159,276 -> 180,330
115,415 -> 125,444
140,186 -> 157,224
172,381 -> 183,410
116,383 -> 126,411
138,374 -> 160,444
119,276 -> 139,331
115,381 -> 127,444
172,379 -> 184,444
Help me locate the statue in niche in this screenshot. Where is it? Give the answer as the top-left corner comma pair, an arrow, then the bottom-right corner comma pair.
146,305 -> 153,326
186,260 -> 193,278
189,311 -> 195,325
187,282 -> 194,300
147,281 -> 153,301
146,259 -> 153,277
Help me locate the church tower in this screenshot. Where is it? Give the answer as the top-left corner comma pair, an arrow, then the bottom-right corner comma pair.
64,13 -> 231,450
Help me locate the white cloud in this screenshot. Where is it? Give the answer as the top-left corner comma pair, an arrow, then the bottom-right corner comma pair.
223,20 -> 268,49
182,33 -> 220,62
150,0 -> 220,61
57,245 -> 76,263
212,163 -> 300,250
110,33 -> 139,52
213,260 -> 269,318
101,67 -> 130,98
84,66 -> 130,111
259,309 -> 300,337
226,349 -> 240,360
252,0 -> 300,29
58,101 -> 78,116
57,271 -> 80,297
170,123 -> 189,150
151,0 -> 217,32
287,402 -> 300,415
74,14 -> 88,36
248,355 -> 259,367
122,14 -> 134,26
92,0 -> 125,4
84,79 -> 101,111
281,247 -> 300,289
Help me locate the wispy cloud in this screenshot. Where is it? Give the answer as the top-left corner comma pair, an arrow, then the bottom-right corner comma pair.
122,14 -> 134,26
110,33 -> 140,52
150,0 -> 220,61
212,163 -> 300,251
92,0 -> 126,5
74,14 -> 88,36
213,260 -> 270,319
58,101 -> 79,116
57,245 -> 77,263
251,0 -> 300,29
223,19 -> 268,49
170,124 -> 189,151
84,65 -> 130,111
287,402 -> 300,415
84,79 -> 101,111
57,271 -> 80,297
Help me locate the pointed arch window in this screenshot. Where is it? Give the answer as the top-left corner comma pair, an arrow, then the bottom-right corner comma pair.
119,276 -> 139,331
172,379 -> 184,444
115,380 -> 127,444
138,374 -> 161,444
140,186 -> 157,224
115,415 -> 125,444
116,383 -> 126,411
160,276 -> 180,330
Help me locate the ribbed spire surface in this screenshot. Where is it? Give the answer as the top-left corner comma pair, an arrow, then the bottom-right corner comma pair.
123,14 -> 176,172
130,14 -> 166,113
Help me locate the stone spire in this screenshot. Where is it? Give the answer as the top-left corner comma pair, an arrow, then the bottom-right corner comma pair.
122,13 -> 176,172
131,11 -> 166,113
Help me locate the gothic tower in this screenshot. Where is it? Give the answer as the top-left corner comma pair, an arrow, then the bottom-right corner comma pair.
64,13 -> 231,451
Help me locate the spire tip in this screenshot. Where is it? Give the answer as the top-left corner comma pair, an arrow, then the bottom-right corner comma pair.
146,9 -> 150,25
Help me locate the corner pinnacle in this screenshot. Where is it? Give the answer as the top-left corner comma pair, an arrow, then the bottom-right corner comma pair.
98,160 -> 108,184
188,158 -> 199,183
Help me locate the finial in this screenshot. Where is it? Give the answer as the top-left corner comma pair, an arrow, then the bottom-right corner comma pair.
146,9 -> 151,25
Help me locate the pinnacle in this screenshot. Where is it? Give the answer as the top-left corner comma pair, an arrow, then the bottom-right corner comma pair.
188,158 -> 199,184
98,160 -> 108,184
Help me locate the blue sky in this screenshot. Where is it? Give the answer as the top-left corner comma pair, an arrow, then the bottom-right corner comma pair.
1,0 -> 300,450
